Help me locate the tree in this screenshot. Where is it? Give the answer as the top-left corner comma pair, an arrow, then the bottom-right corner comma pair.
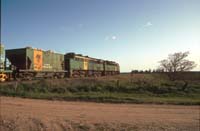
159,51 -> 196,72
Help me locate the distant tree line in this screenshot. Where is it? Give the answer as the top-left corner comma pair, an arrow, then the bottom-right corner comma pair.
131,69 -> 164,74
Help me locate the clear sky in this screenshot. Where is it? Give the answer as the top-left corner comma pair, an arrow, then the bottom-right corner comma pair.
1,0 -> 200,72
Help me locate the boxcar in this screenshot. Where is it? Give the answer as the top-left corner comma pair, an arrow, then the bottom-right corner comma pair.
6,47 -> 66,80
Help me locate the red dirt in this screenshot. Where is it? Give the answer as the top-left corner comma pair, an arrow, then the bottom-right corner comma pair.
0,96 -> 199,131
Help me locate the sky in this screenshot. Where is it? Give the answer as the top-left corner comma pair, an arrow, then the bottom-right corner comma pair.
1,0 -> 200,72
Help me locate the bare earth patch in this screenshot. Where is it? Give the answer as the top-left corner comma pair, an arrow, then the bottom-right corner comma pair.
0,96 -> 199,131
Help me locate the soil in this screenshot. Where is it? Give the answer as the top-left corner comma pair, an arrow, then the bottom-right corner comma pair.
0,96 -> 199,131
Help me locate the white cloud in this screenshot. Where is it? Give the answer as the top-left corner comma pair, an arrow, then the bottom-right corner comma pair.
105,35 -> 117,41
144,21 -> 153,27
112,36 -> 117,40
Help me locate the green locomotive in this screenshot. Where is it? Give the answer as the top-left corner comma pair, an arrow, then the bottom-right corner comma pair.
0,44 -> 120,81
64,53 -> 120,77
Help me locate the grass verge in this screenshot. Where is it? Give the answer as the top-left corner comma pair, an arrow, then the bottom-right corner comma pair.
0,74 -> 200,105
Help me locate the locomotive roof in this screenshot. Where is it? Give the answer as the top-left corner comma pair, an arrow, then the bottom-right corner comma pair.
65,52 -> 103,62
65,52 -> 119,65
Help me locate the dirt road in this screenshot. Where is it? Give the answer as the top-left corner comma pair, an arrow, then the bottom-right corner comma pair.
0,96 -> 199,131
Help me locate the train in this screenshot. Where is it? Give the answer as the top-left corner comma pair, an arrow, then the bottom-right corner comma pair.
0,44 -> 120,82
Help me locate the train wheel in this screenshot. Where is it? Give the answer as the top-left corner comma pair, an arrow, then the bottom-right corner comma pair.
14,73 -> 21,81
60,73 -> 65,78
0,73 -> 7,82
26,74 -> 33,81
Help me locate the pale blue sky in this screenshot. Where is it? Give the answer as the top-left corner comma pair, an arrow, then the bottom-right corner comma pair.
2,0 -> 200,71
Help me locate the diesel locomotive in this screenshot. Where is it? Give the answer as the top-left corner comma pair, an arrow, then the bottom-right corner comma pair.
0,44 -> 120,82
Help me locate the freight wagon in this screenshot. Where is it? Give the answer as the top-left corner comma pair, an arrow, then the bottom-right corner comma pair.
0,44 -> 120,82
6,47 -> 67,80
